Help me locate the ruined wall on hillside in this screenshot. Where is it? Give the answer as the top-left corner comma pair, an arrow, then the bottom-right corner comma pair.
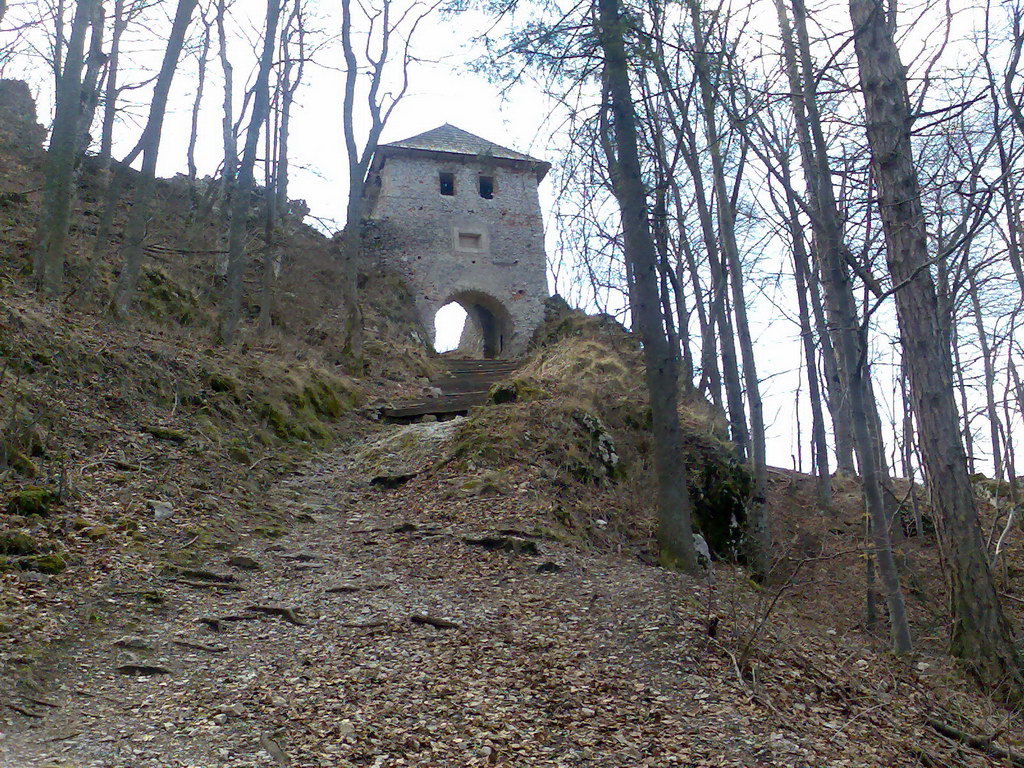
0,80 -> 45,198
0,80 -> 45,160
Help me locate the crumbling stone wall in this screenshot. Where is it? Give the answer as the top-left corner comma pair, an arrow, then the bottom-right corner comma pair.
0,80 -> 46,188
364,152 -> 548,358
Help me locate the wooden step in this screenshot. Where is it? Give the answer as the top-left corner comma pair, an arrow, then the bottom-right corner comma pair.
438,367 -> 517,377
377,358 -> 522,421
380,393 -> 489,420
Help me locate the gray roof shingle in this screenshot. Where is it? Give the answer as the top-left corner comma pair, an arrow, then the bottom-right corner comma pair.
379,123 -> 546,165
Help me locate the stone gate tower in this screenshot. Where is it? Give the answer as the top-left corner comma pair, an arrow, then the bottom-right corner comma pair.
363,124 -> 550,358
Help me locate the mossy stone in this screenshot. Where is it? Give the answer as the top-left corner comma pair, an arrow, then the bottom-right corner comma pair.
23,553 -> 66,574
258,400 -> 293,440
488,381 -> 519,405
459,470 -> 508,497
194,414 -> 222,442
0,529 -> 39,555
142,425 -> 188,443
6,487 -> 58,516
209,372 -> 241,396
300,408 -> 331,441
82,524 -> 111,541
227,443 -> 251,464
488,378 -> 545,405
9,450 -> 39,477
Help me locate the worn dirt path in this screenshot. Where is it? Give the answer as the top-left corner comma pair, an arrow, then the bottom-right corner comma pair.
1,427 -> 810,768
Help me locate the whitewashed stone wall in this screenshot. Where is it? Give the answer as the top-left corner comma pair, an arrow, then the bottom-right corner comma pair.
364,151 -> 548,357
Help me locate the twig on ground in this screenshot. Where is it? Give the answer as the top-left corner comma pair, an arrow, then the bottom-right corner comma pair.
248,604 -> 306,625
7,703 -> 44,718
172,638 -> 229,653
411,613 -> 460,629
927,717 -> 1024,766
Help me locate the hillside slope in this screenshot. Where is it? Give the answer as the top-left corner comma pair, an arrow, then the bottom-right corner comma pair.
2,78 -> 1024,766
0,78 -> 436,680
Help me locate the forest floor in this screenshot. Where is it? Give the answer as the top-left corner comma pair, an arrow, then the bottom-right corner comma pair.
2,416 -> 1023,768
3,85 -> 1024,765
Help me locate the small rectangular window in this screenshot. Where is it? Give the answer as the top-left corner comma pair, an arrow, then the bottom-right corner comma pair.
479,175 -> 495,199
458,232 -> 482,250
439,172 -> 455,196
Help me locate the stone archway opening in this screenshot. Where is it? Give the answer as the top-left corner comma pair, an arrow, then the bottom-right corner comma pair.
433,303 -> 468,353
432,290 -> 514,359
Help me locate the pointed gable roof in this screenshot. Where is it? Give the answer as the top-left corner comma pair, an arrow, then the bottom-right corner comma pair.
377,123 -> 550,179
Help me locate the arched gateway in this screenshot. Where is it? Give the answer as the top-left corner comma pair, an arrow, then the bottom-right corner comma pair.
362,124 -> 550,358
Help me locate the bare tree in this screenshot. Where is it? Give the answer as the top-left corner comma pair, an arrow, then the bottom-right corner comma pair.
685,0 -> 770,575
111,0 -> 198,316
337,0 -> 437,368
771,145 -> 831,512
274,0 -> 305,214
33,0 -> 97,297
597,0 -> 699,573
216,0 -> 236,215
218,0 -> 281,343
97,0 -> 123,168
849,0 -> 1019,687
75,0 -> 105,156
187,7 -> 212,191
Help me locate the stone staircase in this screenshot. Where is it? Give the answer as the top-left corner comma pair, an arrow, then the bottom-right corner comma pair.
379,358 -> 521,421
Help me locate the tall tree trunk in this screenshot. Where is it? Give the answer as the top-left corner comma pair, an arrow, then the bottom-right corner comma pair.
75,0 -> 105,157
597,0 -> 698,573
338,0 -> 366,368
770,0 -> 912,651
187,15 -> 211,190
967,270 -> 1004,480
275,0 -> 304,215
53,0 -> 66,93
651,169 -> 692,382
951,319 -> 977,473
673,188 -> 722,410
111,0 -> 197,316
33,0 -> 95,297
808,258 -> 856,473
687,0 -> 770,575
259,108 -> 278,335
825,219 -> 913,652
98,0 -> 126,171
671,104 -> 747,457
216,0 -> 237,221
663,257 -> 695,386
899,363 -> 924,535
849,0 -> 1019,688
778,152 -> 831,512
219,0 -> 281,343
82,138 -> 143,295
783,0 -> 873,478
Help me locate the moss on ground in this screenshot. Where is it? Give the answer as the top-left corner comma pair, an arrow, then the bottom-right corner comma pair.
21,552 -> 66,573
6,487 -> 57,516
